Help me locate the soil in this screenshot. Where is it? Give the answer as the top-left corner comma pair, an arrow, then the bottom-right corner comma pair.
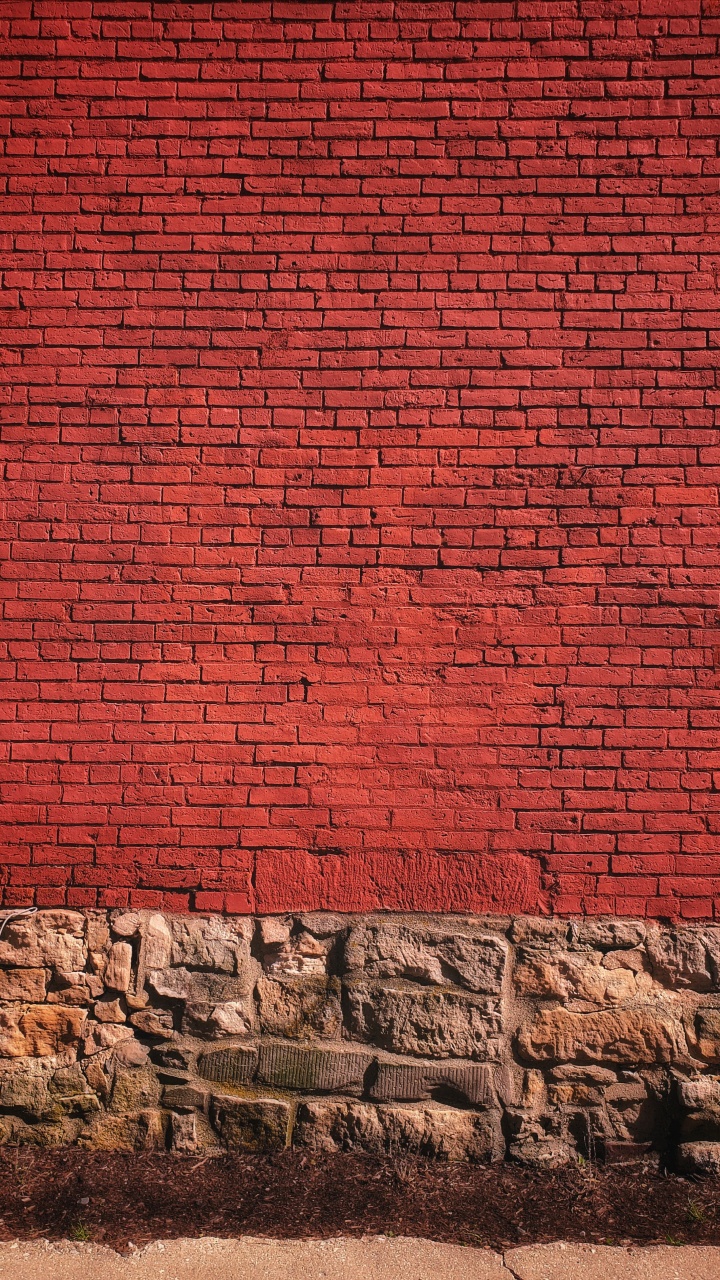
0,1150 -> 719,1252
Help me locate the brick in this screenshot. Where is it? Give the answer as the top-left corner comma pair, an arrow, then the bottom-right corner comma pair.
0,3 -> 717,919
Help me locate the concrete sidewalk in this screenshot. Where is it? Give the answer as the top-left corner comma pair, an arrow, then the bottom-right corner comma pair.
0,1237 -> 718,1280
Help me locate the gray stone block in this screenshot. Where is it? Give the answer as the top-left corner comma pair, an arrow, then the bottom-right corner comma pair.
197,1046 -> 258,1087
256,1042 -> 372,1094
369,1060 -> 496,1106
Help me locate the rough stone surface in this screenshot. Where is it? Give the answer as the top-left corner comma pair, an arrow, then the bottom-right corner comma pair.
345,923 -> 507,995
369,1061 -> 496,1107
210,1096 -> 290,1153
197,1048 -> 258,1089
294,1100 -> 503,1162
0,1007 -> 86,1060
696,1011 -> 720,1063
677,1142 -> 720,1176
517,1009 -> 686,1067
257,976 -> 343,1040
344,981 -> 502,1060
1,909 -> 720,1164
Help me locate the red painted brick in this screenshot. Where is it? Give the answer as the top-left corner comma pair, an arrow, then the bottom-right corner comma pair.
0,2 -> 719,919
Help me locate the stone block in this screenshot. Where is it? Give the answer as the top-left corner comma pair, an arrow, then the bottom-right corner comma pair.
147,967 -> 250,1004
572,922 -> 646,952
197,1046 -> 258,1087
261,929 -> 330,977
677,1077 -> 720,1110
109,1067 -> 162,1114
0,1005 -> 86,1059
140,914 -> 172,973
345,920 -> 507,994
0,1064 -> 52,1119
94,998 -> 125,1024
696,1010 -> 720,1062
513,949 -> 650,1006
677,1141 -> 720,1176
509,919 -> 569,949
646,928 -> 719,992
518,1006 -> 685,1066
171,1110 -> 198,1153
111,912 -> 141,938
294,1099 -> 503,1162
344,979 -> 502,1060
105,942 -> 133,992
84,1109 -> 166,1151
130,1008 -> 174,1038
210,1095 -> 290,1152
113,1037 -> 149,1067
182,1001 -> 254,1039
152,1044 -> 193,1071
163,1084 -> 209,1111
82,1022 -> 134,1056
170,917 -> 250,974
0,968 -> 46,1003
0,911 -> 86,974
369,1059 -> 496,1106
256,1042 -> 372,1094
257,975 -> 342,1039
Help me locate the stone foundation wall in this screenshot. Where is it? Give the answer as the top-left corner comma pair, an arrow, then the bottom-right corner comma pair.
2,909 -> 720,1172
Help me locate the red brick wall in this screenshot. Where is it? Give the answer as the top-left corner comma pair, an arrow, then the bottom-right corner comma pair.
2,1 -> 720,919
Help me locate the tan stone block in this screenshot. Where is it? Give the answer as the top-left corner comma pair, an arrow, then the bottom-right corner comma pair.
517,1007 -> 685,1066
141,914 -> 173,971
257,975 -> 342,1040
0,1005 -> 86,1058
0,911 -> 86,974
0,968 -> 46,1002
256,1042 -> 372,1094
294,1099 -> 503,1162
94,999 -> 125,1024
345,979 -> 502,1060
105,942 -> 133,992
210,1095 -> 290,1152
697,1010 -> 720,1062
513,950 -> 645,1006
345,921 -> 507,994
170,916 -> 251,974
109,1067 -> 161,1114
197,1045 -> 258,1088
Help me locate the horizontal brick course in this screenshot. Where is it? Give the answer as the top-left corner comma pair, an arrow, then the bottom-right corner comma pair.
1,1 -> 720,917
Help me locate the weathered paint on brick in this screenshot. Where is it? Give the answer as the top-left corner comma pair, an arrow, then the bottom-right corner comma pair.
1,4 -> 719,919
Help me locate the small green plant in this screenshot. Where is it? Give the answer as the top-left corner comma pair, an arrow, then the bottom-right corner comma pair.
687,1199 -> 706,1224
576,1154 -> 587,1167
69,1222 -> 91,1242
665,1235 -> 683,1246
463,1231 -> 488,1247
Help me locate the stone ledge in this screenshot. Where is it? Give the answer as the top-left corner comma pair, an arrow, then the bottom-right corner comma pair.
1,908 -> 720,1164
